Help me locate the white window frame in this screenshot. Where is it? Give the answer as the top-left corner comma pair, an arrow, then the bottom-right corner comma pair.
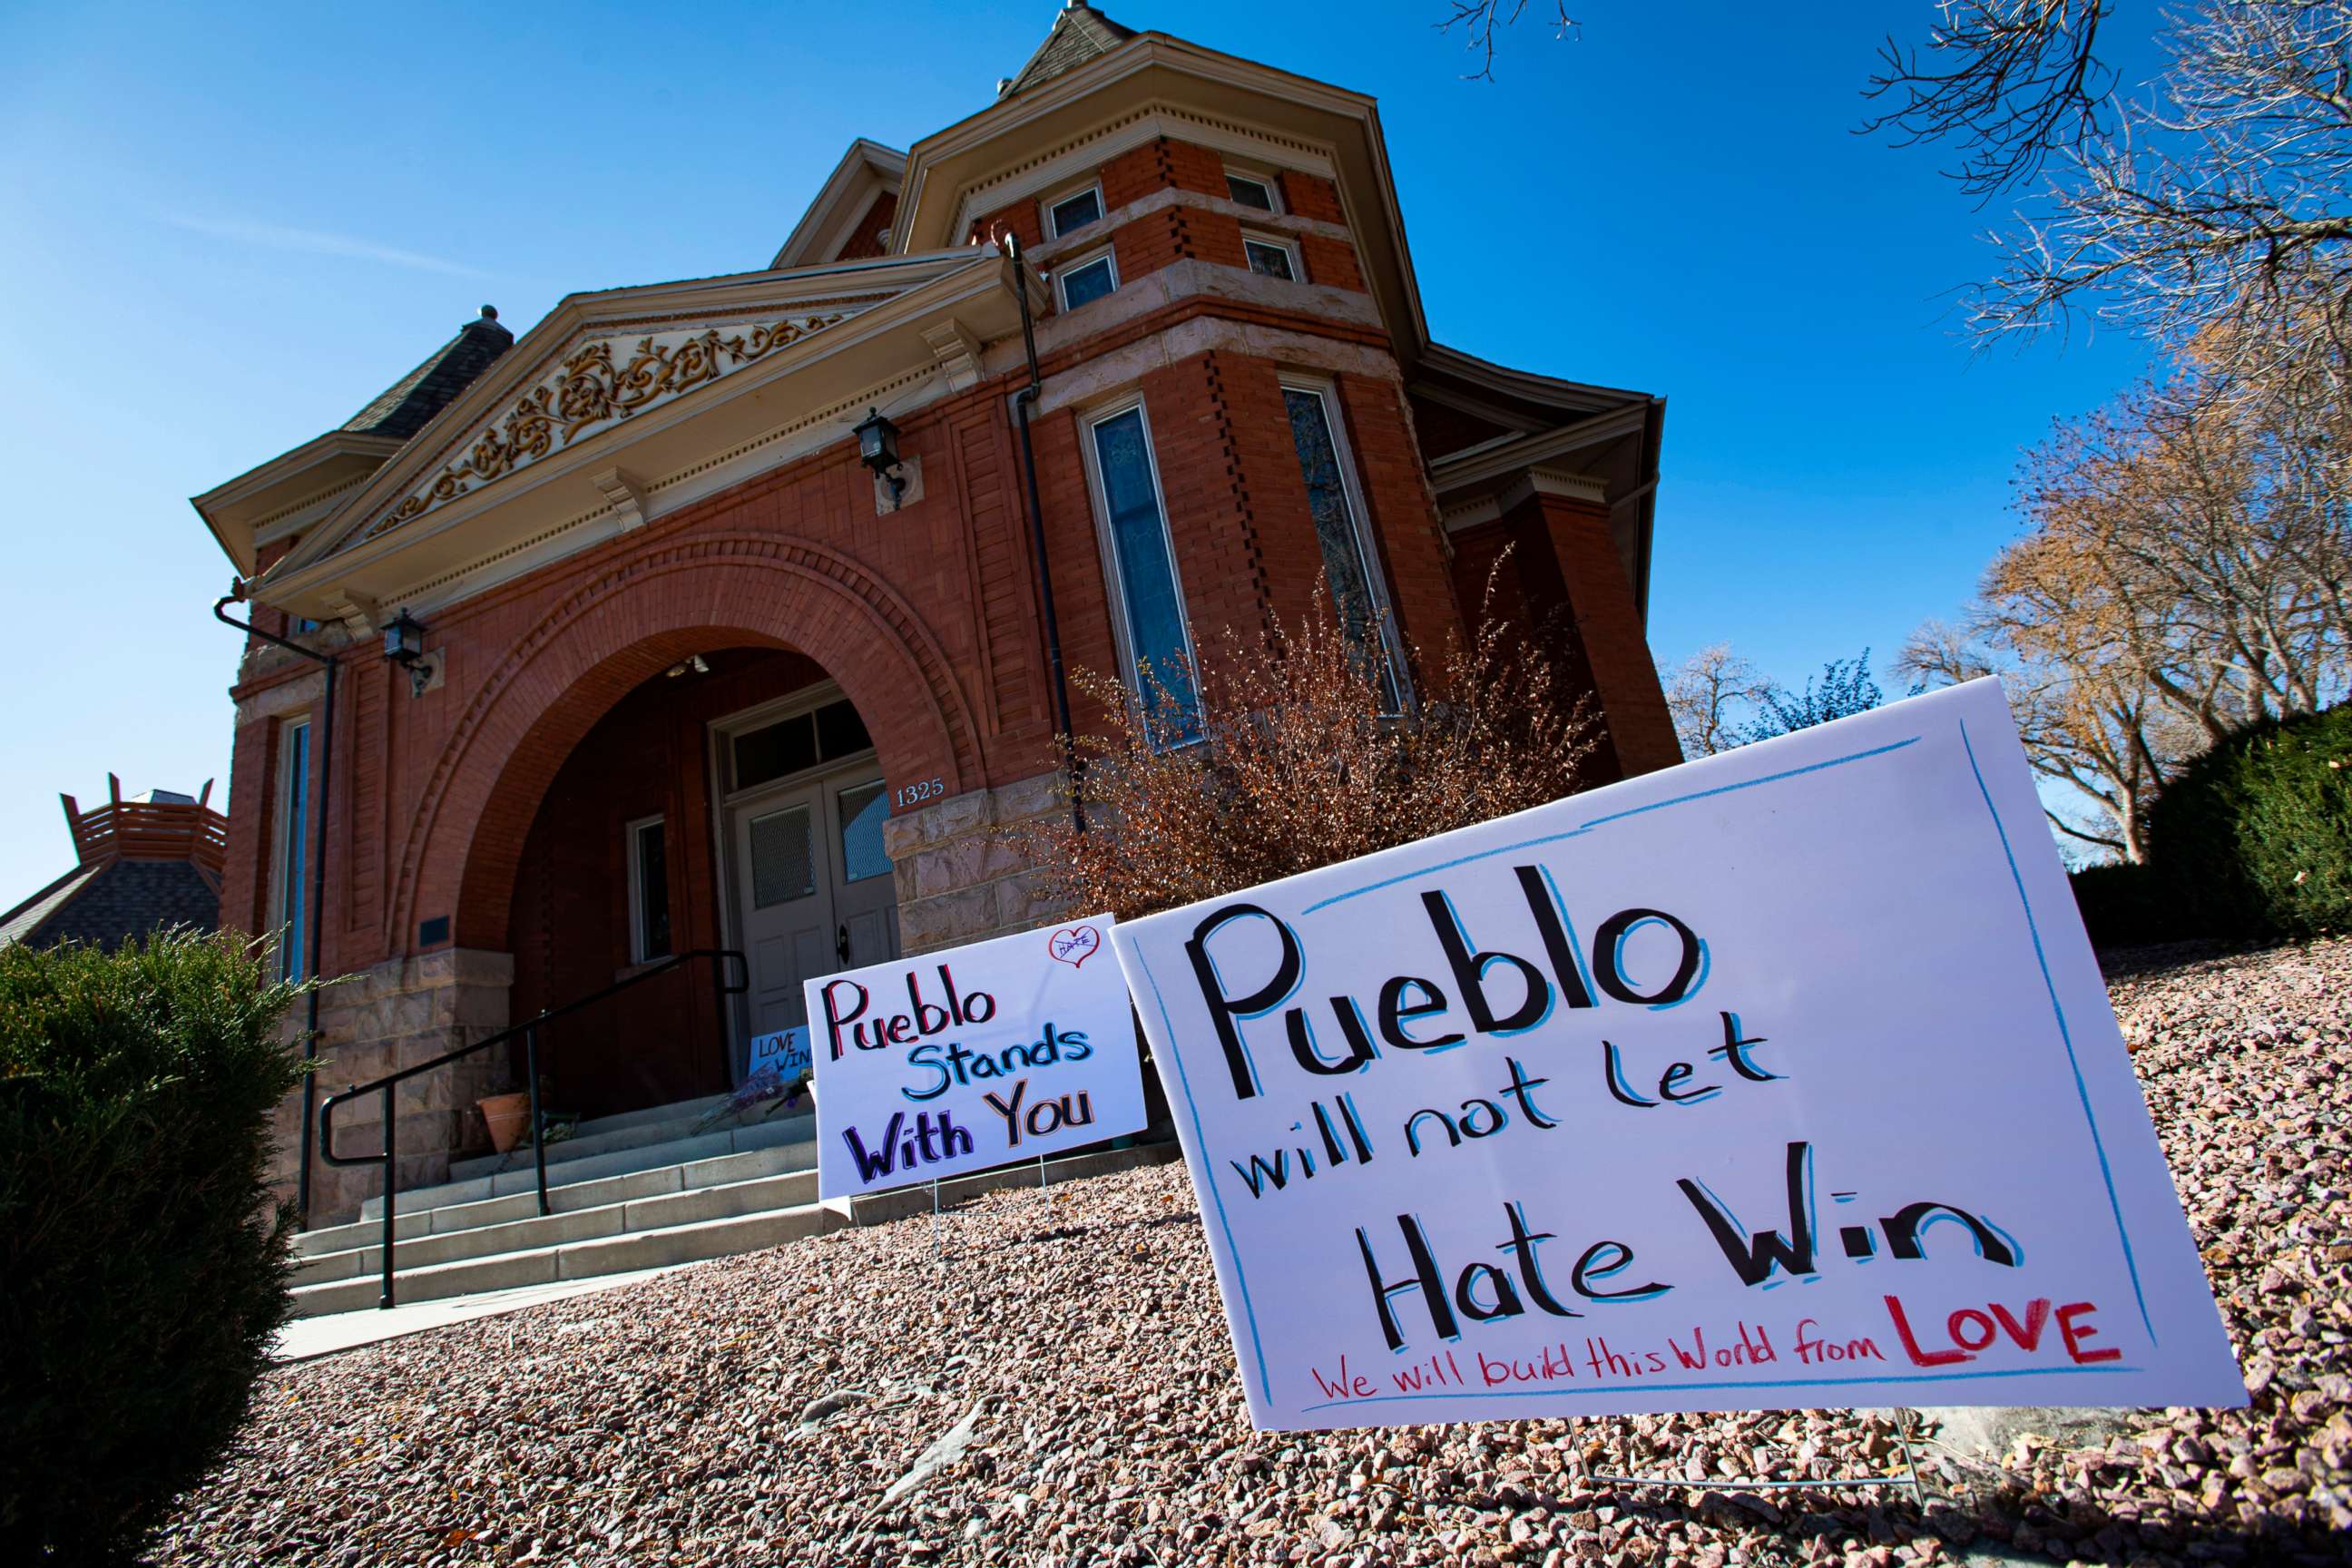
1044,180 -> 1107,239
1277,376 -> 1414,710
1223,170 -> 1280,213
713,682 -> 878,807
626,813 -> 671,964
1055,247 -> 1120,311
1077,395 -> 1202,744
1242,232 -> 1302,283
270,714 -> 312,982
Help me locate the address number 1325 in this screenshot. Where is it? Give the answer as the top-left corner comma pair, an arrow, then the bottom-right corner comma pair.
893,778 -> 945,808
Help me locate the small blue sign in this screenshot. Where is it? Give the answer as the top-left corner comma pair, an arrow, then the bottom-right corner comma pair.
747,1025 -> 811,1083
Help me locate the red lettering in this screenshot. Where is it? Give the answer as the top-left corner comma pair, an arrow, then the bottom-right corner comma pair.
1947,1308 -> 1997,1352
820,979 -> 869,1060
2056,1301 -> 2121,1364
1882,1294 -> 1972,1366
1989,1298 -> 2052,1353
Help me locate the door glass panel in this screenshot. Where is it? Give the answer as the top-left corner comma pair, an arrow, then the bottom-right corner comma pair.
814,700 -> 872,760
748,805 -> 815,908
838,780 -> 891,883
734,713 -> 818,791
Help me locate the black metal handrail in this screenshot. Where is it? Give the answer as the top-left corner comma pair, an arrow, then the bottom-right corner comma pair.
320,946 -> 748,1308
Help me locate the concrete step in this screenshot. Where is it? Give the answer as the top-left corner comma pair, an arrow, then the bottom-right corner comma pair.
446,1094 -> 789,1184
358,1111 -> 815,1221
294,1166 -> 823,1287
564,1092 -> 734,1143
289,1201 -> 845,1318
297,1138 -> 819,1259
293,1140 -> 1182,1323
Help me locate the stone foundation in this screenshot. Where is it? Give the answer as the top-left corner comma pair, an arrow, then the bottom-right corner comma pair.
273,947 -> 514,1225
882,771 -> 1075,955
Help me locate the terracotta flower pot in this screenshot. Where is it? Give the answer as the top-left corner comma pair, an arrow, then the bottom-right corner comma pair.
478,1092 -> 534,1154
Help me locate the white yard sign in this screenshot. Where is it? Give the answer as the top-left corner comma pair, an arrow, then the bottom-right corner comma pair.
1111,681 -> 2243,1431
810,916 -> 1146,1200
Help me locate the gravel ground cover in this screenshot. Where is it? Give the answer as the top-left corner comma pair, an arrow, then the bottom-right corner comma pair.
154,938 -> 2349,1567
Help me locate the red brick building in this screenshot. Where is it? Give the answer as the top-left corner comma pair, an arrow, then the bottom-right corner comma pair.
195,5 -> 1677,1223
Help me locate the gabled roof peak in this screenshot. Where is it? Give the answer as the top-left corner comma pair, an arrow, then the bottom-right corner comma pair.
997,2 -> 1134,99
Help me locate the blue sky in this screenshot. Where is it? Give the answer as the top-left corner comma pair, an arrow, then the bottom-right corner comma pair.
0,1 -> 2161,900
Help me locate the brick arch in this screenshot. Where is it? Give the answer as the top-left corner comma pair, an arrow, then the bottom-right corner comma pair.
392,534 -> 982,952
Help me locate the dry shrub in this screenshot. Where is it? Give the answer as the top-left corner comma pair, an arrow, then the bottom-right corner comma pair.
1023,582 -> 1601,921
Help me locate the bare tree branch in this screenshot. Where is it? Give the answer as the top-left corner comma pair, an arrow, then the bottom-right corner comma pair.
1436,1 -> 1581,82
1957,2 -> 2352,386
1862,1 -> 2115,200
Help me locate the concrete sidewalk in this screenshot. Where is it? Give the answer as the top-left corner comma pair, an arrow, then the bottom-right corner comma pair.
272,1262 -> 694,1361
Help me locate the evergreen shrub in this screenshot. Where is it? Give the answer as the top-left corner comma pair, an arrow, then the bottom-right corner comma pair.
0,930 -> 309,1565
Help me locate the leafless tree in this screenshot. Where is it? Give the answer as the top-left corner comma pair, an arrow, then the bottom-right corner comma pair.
1660,643 -> 1772,757
1862,2 -> 2113,200
1903,353 -> 2351,858
1874,2 -> 2352,385
1436,1 -> 1580,81
2020,368 -> 2351,730
1900,596 -> 2188,860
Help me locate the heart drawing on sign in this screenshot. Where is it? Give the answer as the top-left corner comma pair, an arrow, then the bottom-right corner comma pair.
1048,925 -> 1101,969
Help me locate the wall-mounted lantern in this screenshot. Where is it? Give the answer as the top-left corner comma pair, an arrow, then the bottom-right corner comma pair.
383,608 -> 436,697
854,407 -> 906,510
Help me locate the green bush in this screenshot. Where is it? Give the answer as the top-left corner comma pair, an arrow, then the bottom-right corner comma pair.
2144,703 -> 2352,939
0,930 -> 309,1565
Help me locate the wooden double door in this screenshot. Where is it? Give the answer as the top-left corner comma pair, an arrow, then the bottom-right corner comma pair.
725,762 -> 901,1079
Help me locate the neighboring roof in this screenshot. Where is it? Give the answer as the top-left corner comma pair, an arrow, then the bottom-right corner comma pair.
0,861 -> 221,952
4,780 -> 230,952
0,864 -> 101,948
341,307 -> 517,440
998,2 -> 1134,97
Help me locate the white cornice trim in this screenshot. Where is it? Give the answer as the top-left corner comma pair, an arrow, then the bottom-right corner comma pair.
252,258 -> 1040,618
1429,404 -> 1652,497
1417,342 -> 1651,416
945,105 -> 1339,245
1500,468 -> 1611,509
590,466 -> 650,532
773,138 -> 906,270
193,430 -> 403,514
273,250 -> 993,575
370,358 -> 957,620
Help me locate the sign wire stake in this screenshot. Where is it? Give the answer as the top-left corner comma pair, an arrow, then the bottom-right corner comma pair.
930,1173 -> 943,1264
1895,1406 -> 1927,1503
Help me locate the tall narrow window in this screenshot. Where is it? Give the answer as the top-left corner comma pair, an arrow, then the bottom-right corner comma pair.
1086,404 -> 1199,743
628,816 -> 672,962
1282,384 -> 1402,710
275,719 -> 311,981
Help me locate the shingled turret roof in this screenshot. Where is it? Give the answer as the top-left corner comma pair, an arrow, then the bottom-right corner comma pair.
998,2 -> 1135,98
340,306 -> 515,441
0,779 -> 226,953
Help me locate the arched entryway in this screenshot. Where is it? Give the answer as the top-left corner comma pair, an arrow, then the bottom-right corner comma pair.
504,645 -> 903,1116
389,538 -> 979,1120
